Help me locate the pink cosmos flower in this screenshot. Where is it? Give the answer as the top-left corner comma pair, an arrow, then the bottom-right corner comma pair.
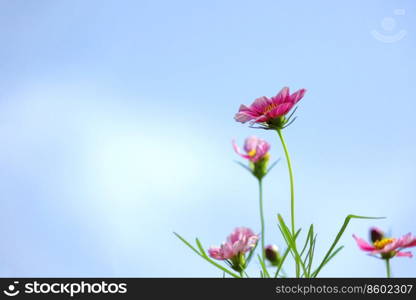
234,87 -> 307,125
208,227 -> 259,261
232,136 -> 270,163
353,230 -> 416,259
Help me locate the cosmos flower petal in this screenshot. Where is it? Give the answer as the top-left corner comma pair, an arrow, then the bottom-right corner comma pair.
396,233 -> 416,248
250,96 -> 272,113
232,140 -> 251,159
271,86 -> 290,105
234,111 -> 257,123
208,227 -> 259,261
290,88 -> 307,104
353,234 -> 376,251
208,247 -> 224,260
243,136 -> 260,153
396,251 -> 413,258
238,104 -> 253,113
266,102 -> 294,118
233,136 -> 270,163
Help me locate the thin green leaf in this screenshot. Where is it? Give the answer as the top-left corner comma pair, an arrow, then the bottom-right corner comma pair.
301,226 -> 315,278
174,232 -> 201,256
312,214 -> 384,277
267,159 -> 281,173
257,254 -> 270,278
307,234 -> 317,276
277,215 -> 307,277
315,245 -> 344,274
327,245 -> 344,263
300,224 -> 314,258
195,238 -> 206,256
282,116 -> 297,128
286,106 -> 298,121
234,161 -> 253,174
274,229 -> 301,278
278,225 -> 303,277
274,247 -> 290,278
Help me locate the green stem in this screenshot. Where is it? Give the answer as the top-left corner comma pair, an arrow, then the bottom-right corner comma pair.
276,129 -> 299,277
276,129 -> 295,236
385,259 -> 391,278
258,179 -> 265,261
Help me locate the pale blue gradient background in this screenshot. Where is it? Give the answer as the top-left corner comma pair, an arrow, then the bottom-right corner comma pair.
0,0 -> 415,277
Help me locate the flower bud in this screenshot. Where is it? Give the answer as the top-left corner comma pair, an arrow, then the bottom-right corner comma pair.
252,153 -> 270,180
265,244 -> 281,266
230,253 -> 247,272
233,136 -> 271,180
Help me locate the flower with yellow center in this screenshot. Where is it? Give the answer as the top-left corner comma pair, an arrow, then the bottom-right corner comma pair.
263,103 -> 279,115
247,149 -> 256,158
374,238 -> 395,250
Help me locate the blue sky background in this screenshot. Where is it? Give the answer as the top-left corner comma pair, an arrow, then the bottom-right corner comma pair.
0,0 -> 415,277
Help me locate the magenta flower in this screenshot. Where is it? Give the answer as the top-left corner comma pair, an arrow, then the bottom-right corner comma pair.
353,229 -> 416,259
234,87 -> 306,128
232,136 -> 270,163
208,227 -> 259,271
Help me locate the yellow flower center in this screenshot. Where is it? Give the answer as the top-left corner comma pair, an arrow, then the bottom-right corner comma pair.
263,103 -> 278,114
247,149 -> 256,157
373,238 -> 394,249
